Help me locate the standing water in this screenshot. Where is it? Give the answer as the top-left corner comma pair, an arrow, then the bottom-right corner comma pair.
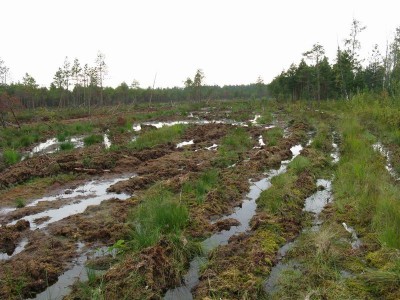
8,176 -> 133,230
164,144 -> 304,299
29,243 -> 116,300
264,137 -> 344,295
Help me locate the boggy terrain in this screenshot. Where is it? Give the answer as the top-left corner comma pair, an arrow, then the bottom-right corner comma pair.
1,99 -> 400,299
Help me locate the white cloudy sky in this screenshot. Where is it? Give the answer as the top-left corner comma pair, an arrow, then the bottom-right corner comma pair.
1,0 -> 399,88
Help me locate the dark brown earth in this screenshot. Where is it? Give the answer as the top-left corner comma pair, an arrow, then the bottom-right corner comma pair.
0,115 -> 309,299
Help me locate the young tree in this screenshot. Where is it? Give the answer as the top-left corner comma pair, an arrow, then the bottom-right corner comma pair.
193,69 -> 204,101
0,92 -> 22,128
56,56 -> 71,108
53,68 -> 64,89
130,79 -> 140,89
303,43 -> 325,104
365,44 -> 384,92
22,73 -> 38,109
344,18 -> 366,95
255,75 -> 265,98
0,58 -> 10,85
71,58 -> 82,105
95,52 -> 107,105
345,18 -> 367,60
82,63 -> 90,106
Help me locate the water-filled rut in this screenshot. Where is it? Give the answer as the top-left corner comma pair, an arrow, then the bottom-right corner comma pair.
164,144 -> 303,299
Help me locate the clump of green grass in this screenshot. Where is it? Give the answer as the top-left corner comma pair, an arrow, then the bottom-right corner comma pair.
262,127 -> 283,146
74,122 -> 93,134
390,130 -> 400,146
258,172 -> 295,213
214,127 -> 252,167
57,131 -> 70,142
310,124 -> 332,152
288,156 -> 311,174
84,134 -> 103,146
59,141 -> 75,151
257,112 -> 273,124
15,198 -> 25,208
83,156 -> 92,168
129,185 -> 188,250
3,149 -> 20,165
182,169 -> 219,204
19,135 -> 36,147
129,124 -> 187,150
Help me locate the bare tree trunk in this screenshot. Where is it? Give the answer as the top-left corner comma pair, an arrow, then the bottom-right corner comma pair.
9,107 -> 21,129
0,113 -> 6,128
149,73 -> 157,106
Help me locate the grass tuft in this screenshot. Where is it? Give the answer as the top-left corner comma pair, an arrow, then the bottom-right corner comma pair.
129,124 -> 187,150
129,185 -> 188,250
84,134 -> 104,146
59,141 -> 75,151
3,149 -> 20,165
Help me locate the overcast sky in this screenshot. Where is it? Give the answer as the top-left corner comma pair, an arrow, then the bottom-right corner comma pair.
1,0 -> 399,88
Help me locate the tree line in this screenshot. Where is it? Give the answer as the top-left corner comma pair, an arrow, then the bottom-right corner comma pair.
0,54 -> 268,114
268,19 -> 400,102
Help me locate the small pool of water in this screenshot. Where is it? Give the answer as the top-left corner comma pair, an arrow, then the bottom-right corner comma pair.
177,140 -> 194,148
30,243 -> 114,300
0,238 -> 28,260
373,142 -> 399,180
303,179 -> 332,216
8,176 -> 133,230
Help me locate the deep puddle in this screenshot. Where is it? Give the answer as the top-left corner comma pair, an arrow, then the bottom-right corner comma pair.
7,176 -> 132,230
164,144 -> 303,299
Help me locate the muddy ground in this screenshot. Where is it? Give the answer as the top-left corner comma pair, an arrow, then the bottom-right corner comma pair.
0,106 -> 291,299
1,102 -> 360,300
